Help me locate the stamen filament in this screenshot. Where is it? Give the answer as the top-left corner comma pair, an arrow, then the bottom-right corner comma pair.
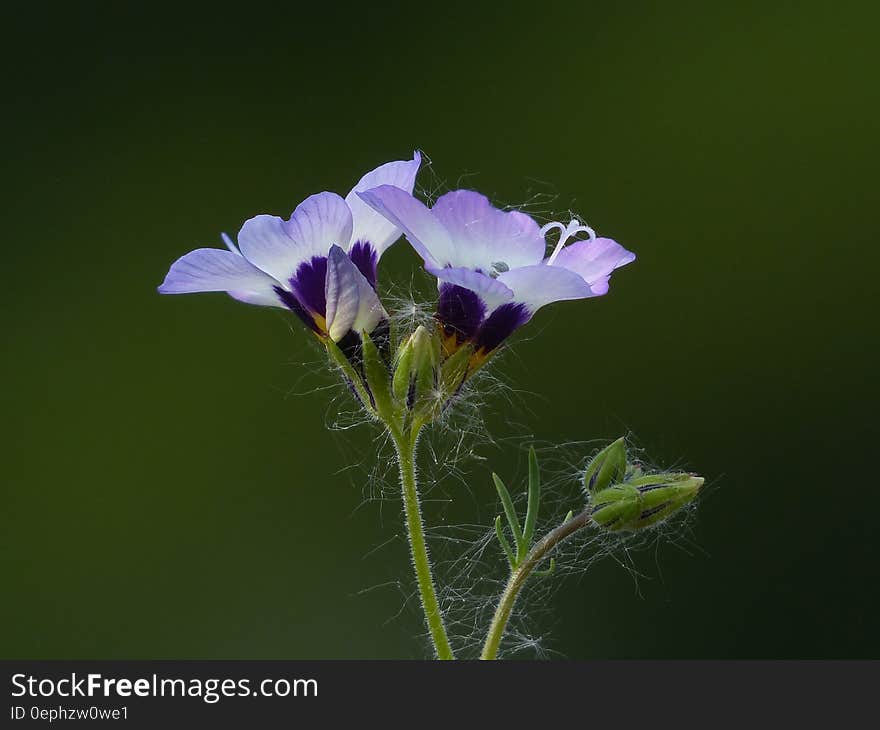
541,218 -> 597,265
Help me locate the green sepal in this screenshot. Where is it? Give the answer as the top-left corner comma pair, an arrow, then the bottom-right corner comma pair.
413,326 -> 441,403
324,337 -> 373,414
410,341 -> 471,426
361,331 -> 395,422
392,337 -> 414,403
439,344 -> 472,397
583,437 -> 627,496
589,474 -> 703,532
629,473 -> 703,530
589,484 -> 640,531
626,472 -> 696,489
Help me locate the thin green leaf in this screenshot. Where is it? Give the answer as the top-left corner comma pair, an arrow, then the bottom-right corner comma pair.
494,515 -> 516,570
492,473 -> 523,549
521,447 -> 541,555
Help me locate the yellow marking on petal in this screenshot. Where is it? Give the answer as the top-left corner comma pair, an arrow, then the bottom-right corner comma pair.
468,347 -> 497,373
436,319 -> 470,359
312,313 -> 328,336
441,332 -> 462,358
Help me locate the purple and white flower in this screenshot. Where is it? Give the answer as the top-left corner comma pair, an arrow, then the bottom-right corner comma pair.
158,153 -> 422,344
357,186 -> 635,357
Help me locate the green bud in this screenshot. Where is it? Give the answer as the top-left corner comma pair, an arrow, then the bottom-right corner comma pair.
583,438 -> 627,496
590,473 -> 704,532
392,336 -> 415,403
589,484 -> 641,531
626,473 -> 704,530
392,325 -> 440,410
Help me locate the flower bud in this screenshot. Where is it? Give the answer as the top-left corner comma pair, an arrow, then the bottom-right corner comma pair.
392,337 -> 415,403
590,472 -> 704,532
626,473 -> 704,530
583,438 -> 627,496
392,325 -> 440,410
589,484 -> 641,531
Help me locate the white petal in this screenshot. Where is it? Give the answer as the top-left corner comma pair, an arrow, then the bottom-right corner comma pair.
426,265 -> 514,314
497,264 -> 595,313
227,289 -> 287,307
236,214 -> 302,283
345,152 -> 422,256
357,185 -> 455,268
551,237 -> 636,286
324,245 -> 387,342
158,248 -> 282,307
237,192 -> 353,284
284,191 -> 353,261
430,190 -> 546,271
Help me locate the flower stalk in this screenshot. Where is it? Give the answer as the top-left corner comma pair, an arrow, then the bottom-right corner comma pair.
391,424 -> 455,660
330,323 -> 469,659
481,508 -> 591,660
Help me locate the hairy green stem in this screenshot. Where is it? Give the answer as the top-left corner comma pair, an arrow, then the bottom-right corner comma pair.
480,509 -> 592,660
392,426 -> 455,660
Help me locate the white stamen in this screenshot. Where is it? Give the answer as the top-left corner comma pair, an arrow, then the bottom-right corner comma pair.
542,218 -> 597,265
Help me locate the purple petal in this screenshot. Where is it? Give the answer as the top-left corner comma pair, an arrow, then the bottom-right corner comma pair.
347,240 -> 378,288
551,237 -> 635,287
475,302 -> 531,353
497,264 -> 594,312
325,245 -> 387,342
288,255 -> 328,316
585,275 -> 611,296
158,248 -> 283,307
430,190 -> 546,271
437,283 -> 487,343
357,185 -> 455,268
273,287 -> 324,334
345,152 -> 422,257
425,265 -> 514,314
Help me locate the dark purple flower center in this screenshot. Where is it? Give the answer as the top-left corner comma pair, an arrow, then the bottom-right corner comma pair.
475,302 -> 530,353
437,283 -> 486,342
436,283 -> 531,354
348,240 -> 379,288
274,247 -> 384,337
273,286 -> 323,334
288,256 -> 328,316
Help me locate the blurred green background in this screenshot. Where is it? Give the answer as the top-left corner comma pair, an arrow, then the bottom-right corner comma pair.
3,1 -> 877,659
